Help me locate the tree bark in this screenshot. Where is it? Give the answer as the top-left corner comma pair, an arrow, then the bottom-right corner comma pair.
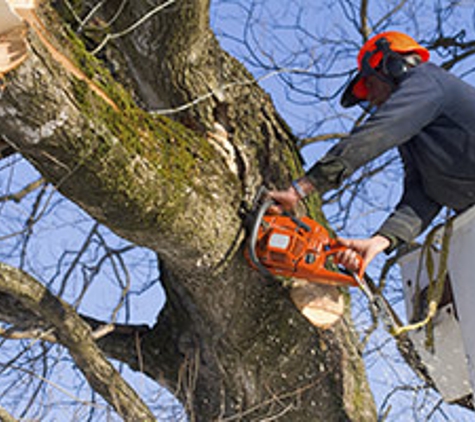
0,1 -> 377,420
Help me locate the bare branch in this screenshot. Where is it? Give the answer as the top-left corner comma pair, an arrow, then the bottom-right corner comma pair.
360,0 -> 370,38
298,132 -> 349,149
91,0 -> 177,55
0,262 -> 156,421
374,0 -> 409,31
0,178 -> 45,203
0,406 -> 18,422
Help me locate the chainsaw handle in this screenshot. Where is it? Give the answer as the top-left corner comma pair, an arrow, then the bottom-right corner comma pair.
248,199 -> 275,277
250,186 -> 311,232
247,196 -> 311,279
281,210 -> 311,232
324,244 -> 366,280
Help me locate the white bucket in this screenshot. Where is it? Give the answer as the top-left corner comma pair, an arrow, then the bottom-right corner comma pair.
398,206 -> 475,402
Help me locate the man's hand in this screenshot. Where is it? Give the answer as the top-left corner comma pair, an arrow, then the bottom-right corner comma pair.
268,177 -> 315,212
268,186 -> 300,212
335,235 -> 391,273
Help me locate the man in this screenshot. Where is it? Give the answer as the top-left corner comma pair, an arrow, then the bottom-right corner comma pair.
270,31 -> 475,272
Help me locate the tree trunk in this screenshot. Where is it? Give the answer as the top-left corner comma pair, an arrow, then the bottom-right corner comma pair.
0,1 -> 376,420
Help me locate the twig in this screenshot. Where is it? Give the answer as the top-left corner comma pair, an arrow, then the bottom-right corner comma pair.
91,0 -> 177,55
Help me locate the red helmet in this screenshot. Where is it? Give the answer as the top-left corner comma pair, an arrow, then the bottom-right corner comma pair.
341,31 -> 430,107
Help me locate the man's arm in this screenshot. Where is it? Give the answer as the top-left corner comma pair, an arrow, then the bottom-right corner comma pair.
305,64 -> 444,193
376,147 -> 442,251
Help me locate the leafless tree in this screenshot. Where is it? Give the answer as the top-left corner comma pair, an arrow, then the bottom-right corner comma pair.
1,0 -> 475,421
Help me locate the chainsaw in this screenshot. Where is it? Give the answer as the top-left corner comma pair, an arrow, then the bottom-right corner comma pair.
245,188 -> 399,331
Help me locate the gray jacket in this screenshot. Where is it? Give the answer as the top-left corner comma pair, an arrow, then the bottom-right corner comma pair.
306,62 -> 475,248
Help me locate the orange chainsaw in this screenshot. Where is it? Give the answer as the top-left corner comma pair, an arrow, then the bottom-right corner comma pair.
245,189 -> 399,331
246,197 -> 364,287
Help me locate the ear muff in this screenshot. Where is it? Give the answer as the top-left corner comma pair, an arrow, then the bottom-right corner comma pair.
383,54 -> 407,80
342,31 -> 429,107
381,52 -> 408,82
376,38 -> 408,82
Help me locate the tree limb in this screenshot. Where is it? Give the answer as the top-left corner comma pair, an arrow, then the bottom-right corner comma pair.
0,406 -> 18,422
0,262 -> 156,421
0,2 -> 377,420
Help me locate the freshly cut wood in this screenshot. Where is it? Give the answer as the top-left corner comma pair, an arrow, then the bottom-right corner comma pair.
0,0 -> 32,76
290,278 -> 345,329
0,26 -> 27,75
7,0 -> 35,8
0,0 -> 23,35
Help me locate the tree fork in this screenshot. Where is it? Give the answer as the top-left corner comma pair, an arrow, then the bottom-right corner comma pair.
0,1 -> 377,420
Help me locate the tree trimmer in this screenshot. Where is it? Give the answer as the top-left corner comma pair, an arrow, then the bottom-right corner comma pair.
245,188 -> 399,331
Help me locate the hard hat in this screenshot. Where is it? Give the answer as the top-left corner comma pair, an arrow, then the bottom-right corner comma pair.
341,31 -> 430,108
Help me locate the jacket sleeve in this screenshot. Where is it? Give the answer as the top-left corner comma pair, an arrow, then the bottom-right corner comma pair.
376,148 -> 442,249
305,64 -> 444,192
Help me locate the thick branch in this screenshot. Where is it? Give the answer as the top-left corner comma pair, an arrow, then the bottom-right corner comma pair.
0,14 -> 241,270
0,2 -> 377,420
0,406 -> 18,422
0,262 -> 155,421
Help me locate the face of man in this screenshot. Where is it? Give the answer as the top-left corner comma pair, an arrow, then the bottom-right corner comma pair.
365,74 -> 393,107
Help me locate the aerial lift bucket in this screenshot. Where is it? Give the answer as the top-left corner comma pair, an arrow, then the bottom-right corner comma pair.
398,206 -> 475,404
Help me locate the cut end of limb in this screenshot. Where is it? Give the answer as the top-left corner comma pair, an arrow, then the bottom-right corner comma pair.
290,278 -> 345,329
0,0 -> 35,76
